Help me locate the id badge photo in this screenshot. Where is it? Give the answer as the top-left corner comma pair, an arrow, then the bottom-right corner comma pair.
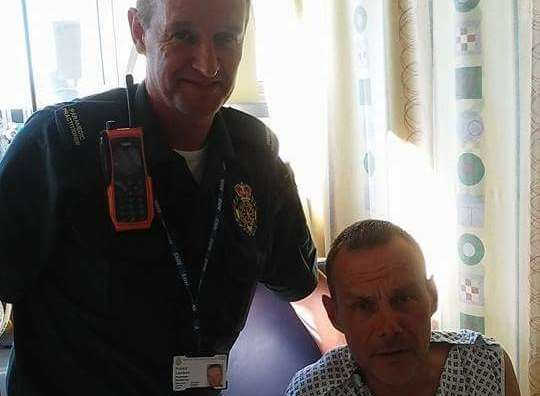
173,354 -> 228,391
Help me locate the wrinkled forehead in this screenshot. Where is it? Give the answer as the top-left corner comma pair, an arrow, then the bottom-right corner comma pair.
155,0 -> 248,26
333,237 -> 426,292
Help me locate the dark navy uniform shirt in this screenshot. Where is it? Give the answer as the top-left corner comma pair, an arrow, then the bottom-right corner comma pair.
0,83 -> 317,396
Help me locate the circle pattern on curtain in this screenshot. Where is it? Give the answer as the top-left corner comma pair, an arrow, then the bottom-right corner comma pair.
458,233 -> 485,266
458,152 -> 485,186
454,0 -> 481,13
354,6 -> 368,33
458,110 -> 484,143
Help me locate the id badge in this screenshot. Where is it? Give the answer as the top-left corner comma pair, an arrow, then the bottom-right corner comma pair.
172,354 -> 228,391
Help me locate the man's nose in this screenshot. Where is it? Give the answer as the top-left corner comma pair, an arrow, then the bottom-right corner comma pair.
375,306 -> 403,337
192,41 -> 219,79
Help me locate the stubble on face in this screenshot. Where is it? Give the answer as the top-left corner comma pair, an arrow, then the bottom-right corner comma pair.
142,0 -> 246,120
331,238 -> 436,388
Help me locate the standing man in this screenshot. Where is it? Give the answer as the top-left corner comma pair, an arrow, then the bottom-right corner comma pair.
0,0 -> 317,395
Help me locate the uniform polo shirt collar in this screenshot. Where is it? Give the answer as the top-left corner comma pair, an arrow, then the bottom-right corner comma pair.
206,110 -> 236,162
134,81 -> 236,170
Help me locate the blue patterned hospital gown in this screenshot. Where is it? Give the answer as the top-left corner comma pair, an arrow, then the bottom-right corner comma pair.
286,330 -> 504,396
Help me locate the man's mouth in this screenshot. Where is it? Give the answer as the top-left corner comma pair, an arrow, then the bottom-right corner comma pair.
181,79 -> 221,88
376,347 -> 410,356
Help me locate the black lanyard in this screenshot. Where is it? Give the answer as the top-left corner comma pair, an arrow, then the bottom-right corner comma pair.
154,161 -> 226,349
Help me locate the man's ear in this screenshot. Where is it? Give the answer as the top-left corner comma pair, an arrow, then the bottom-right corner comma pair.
427,276 -> 438,316
128,8 -> 146,55
322,294 -> 344,334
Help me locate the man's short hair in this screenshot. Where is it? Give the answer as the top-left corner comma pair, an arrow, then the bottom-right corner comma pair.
136,0 -> 251,29
325,219 -> 424,296
136,0 -> 156,29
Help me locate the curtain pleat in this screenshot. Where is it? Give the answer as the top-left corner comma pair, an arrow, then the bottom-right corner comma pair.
530,2 -> 540,393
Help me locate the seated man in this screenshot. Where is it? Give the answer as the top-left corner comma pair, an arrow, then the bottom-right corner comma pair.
286,219 -> 520,396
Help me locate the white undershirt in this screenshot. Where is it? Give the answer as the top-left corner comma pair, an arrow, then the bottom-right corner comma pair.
174,146 -> 208,184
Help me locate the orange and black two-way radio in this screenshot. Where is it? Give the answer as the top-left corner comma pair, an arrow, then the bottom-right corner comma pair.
100,75 -> 154,232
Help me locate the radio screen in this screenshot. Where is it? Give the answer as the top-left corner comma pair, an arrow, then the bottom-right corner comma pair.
110,137 -> 147,222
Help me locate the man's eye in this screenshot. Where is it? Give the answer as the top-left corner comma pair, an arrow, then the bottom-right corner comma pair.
397,296 -> 412,303
172,31 -> 195,44
353,300 -> 375,313
393,294 -> 416,306
215,32 -> 237,45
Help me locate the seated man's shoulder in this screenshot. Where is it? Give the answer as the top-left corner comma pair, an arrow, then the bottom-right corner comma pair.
286,346 -> 357,396
433,329 -> 504,393
432,329 -> 501,354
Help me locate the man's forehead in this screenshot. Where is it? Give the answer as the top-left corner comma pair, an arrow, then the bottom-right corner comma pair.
333,237 -> 425,286
342,265 -> 422,296
160,0 -> 246,18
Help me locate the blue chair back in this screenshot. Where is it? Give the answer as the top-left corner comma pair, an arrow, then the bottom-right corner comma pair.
225,284 -> 321,395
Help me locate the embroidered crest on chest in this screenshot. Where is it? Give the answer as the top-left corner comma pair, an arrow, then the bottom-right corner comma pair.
233,182 -> 257,237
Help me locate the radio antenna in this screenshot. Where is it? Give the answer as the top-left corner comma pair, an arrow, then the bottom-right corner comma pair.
125,74 -> 135,128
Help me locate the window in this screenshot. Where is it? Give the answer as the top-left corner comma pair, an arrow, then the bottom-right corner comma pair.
0,1 -> 32,123
25,0 -> 109,107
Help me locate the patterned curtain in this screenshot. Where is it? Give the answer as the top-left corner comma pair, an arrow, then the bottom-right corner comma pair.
452,0 -> 488,339
530,1 -> 540,393
387,0 -> 433,149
